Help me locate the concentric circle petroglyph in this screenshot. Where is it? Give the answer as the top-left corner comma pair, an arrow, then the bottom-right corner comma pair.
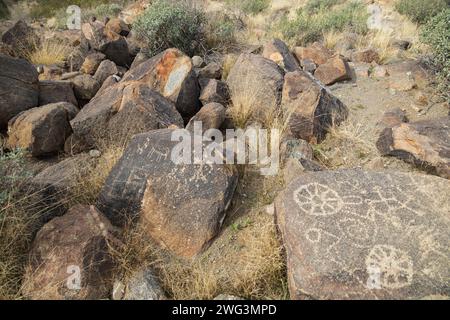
365,245 -> 414,289
293,183 -> 344,216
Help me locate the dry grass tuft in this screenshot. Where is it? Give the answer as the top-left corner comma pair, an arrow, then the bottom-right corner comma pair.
313,119 -> 378,168
21,37 -> 71,66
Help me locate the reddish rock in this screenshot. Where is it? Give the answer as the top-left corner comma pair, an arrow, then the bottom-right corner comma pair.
262,38 -> 300,72
80,52 -> 106,75
282,70 -> 348,143
23,205 -> 117,300
105,18 -> 130,39
98,129 -> 238,258
7,103 -> 75,156
378,108 -> 408,128
186,102 -> 226,132
314,55 -> 352,85
293,42 -> 332,66
377,117 -> 450,179
351,49 -> 380,64
199,78 -> 230,106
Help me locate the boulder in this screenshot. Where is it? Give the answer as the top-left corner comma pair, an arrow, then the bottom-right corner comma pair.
39,81 -> 78,107
314,55 -> 352,85
105,18 -> 130,38
123,268 -> 166,300
1,20 -> 39,54
120,48 -> 200,117
192,56 -> 205,68
351,49 -> 380,64
71,74 -> 101,101
93,59 -> 118,84
227,53 -> 284,119
199,78 -> 230,106
81,21 -> 130,67
98,129 -> 238,257
186,102 -> 226,132
293,42 -> 332,66
30,153 -> 92,221
97,75 -> 121,96
22,205 -> 117,300
80,52 -> 106,75
262,39 -> 299,72
372,65 -> 389,78
101,37 -> 130,67
0,54 -> 39,129
377,117 -> 450,179
198,62 -> 222,80
70,84 -> 183,148
282,70 -> 348,143
7,103 -> 75,156
275,169 -> 450,299
385,61 -> 429,88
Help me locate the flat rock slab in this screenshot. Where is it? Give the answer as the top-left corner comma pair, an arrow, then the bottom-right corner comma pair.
98,129 -> 238,258
275,170 -> 450,299
377,117 -> 450,179
0,54 -> 39,129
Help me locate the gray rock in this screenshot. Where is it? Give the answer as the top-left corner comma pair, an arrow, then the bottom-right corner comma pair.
71,74 -> 101,100
93,59 -> 118,84
214,294 -> 244,300
275,169 -> 450,299
0,54 -> 39,129
98,129 -> 238,258
186,102 -> 226,132
192,55 -> 205,68
123,268 -> 166,300
1,20 -> 39,54
38,80 -> 78,107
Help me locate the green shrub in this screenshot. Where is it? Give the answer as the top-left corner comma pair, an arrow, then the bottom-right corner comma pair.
280,1 -> 368,46
133,0 -> 205,56
205,12 -> 238,51
304,0 -> 343,14
30,0 -> 113,18
0,0 -> 9,20
421,9 -> 450,102
95,3 -> 123,18
226,0 -> 270,15
395,0 -> 448,24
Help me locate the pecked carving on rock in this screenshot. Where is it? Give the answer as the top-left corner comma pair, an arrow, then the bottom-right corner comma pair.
275,169 -> 450,299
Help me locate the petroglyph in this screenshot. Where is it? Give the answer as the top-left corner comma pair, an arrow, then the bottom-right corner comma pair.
365,245 -> 414,289
276,170 -> 450,299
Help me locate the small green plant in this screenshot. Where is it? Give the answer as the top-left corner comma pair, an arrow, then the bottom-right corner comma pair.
30,0 -> 113,18
280,1 -> 368,46
304,0 -> 343,13
0,0 -> 9,20
421,9 -> 450,102
133,0 -> 205,56
395,0 -> 448,24
205,12 -> 238,51
227,0 -> 270,15
95,3 -> 123,18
